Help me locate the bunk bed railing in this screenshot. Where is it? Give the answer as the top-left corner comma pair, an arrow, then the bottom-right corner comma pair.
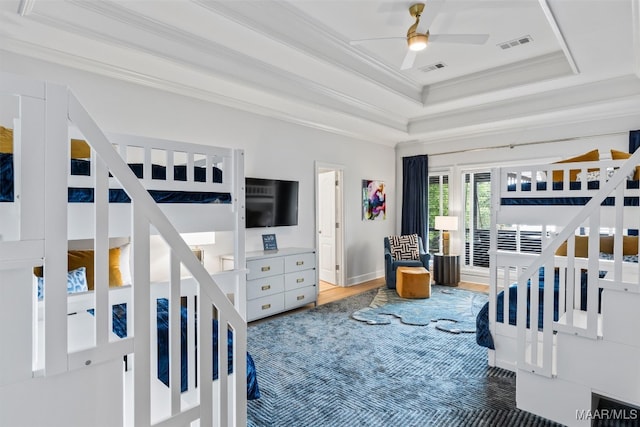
0,73 -> 247,426
67,91 -> 247,426
496,159 -> 640,229
67,133 -> 233,194
505,149 -> 640,378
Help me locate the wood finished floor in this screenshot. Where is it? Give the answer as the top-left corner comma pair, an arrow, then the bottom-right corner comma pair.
249,277 -> 488,324
318,278 -> 488,306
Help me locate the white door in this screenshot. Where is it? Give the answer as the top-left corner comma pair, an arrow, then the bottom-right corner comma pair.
318,171 -> 336,284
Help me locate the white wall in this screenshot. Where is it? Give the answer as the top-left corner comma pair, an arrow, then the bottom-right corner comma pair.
1,51 -> 396,285
396,117 -> 640,284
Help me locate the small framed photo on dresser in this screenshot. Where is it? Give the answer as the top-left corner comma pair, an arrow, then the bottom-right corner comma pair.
262,234 -> 278,251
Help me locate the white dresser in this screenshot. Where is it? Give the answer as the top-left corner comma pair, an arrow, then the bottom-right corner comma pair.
222,248 -> 317,321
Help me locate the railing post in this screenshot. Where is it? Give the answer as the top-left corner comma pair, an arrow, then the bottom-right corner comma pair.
43,82 -> 69,376
199,292 -> 214,427
169,250 -> 181,416
132,207 -> 151,427
94,151 -> 110,347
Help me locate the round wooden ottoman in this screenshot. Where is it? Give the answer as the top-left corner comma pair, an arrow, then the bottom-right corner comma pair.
396,266 -> 431,299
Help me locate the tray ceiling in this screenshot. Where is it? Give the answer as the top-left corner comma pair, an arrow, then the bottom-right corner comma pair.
0,0 -> 638,146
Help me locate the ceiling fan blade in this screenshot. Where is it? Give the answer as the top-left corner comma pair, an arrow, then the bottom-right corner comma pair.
349,36 -> 405,46
415,0 -> 446,34
400,50 -> 417,70
429,34 -> 489,45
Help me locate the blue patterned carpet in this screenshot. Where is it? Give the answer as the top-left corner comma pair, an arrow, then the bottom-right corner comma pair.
352,285 -> 486,333
247,288 -> 561,427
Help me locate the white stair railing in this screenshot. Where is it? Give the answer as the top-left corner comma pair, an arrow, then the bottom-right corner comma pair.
0,73 -> 246,426
509,149 -> 640,378
68,91 -> 247,426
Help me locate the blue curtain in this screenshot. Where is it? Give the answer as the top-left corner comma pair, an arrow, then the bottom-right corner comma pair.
401,155 -> 428,247
630,130 -> 640,153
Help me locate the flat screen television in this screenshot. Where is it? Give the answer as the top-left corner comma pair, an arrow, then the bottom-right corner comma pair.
245,177 -> 299,228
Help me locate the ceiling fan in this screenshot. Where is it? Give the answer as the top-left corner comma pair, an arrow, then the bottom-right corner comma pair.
350,2 -> 490,70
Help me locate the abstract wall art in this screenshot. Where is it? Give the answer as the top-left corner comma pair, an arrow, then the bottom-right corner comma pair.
362,179 -> 386,221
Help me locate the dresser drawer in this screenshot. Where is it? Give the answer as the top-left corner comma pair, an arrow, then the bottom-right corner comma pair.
284,252 -> 315,273
247,257 -> 284,281
247,294 -> 284,322
284,268 -> 316,291
247,275 -> 285,300
284,286 -> 316,310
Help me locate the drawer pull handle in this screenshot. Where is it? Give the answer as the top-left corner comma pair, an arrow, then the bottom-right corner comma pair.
296,295 -> 305,301
296,278 -> 304,283
261,304 -> 271,310
296,261 -> 304,266
261,266 -> 271,272
261,285 -> 271,291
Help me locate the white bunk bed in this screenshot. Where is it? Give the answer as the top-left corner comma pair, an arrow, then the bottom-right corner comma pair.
478,149 -> 640,425
0,72 -> 252,427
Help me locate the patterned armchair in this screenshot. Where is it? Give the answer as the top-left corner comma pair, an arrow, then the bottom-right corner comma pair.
384,234 -> 430,289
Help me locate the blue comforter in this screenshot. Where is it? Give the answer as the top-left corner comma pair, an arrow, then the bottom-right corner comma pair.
98,299 -> 260,399
476,268 -> 601,349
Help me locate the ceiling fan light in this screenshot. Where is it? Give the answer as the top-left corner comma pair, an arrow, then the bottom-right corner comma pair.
408,34 -> 428,51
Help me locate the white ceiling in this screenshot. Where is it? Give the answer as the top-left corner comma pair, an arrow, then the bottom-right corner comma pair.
0,0 -> 639,146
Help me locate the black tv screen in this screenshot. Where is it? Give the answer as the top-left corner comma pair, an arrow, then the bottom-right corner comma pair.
245,177 -> 299,228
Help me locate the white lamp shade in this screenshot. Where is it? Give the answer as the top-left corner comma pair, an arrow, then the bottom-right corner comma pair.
435,216 -> 458,231
181,232 -> 216,246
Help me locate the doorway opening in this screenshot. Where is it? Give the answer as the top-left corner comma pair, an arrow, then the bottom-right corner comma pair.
315,162 -> 345,290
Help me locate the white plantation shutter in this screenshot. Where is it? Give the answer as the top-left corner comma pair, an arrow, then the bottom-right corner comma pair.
427,174 -> 449,253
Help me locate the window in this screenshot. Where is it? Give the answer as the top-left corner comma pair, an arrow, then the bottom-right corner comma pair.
465,171 -> 546,268
464,172 -> 491,268
496,225 -> 543,254
427,174 -> 449,253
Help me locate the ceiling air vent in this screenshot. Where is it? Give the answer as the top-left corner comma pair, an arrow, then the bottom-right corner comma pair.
498,35 -> 533,50
419,62 -> 447,73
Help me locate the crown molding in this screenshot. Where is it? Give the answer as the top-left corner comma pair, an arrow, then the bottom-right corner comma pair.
422,51 -> 573,106
399,102 -> 640,157
17,0 -> 36,17
405,74 -> 640,143
418,0 -> 577,108
538,0 -> 578,74
192,0 -> 423,105
24,1 -> 407,132
0,41 -> 406,147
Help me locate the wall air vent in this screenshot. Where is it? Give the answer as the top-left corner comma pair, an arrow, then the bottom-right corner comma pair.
498,35 -> 533,50
419,62 -> 447,73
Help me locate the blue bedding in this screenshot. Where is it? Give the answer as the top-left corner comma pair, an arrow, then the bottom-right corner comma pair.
67,188 -> 231,204
476,268 -> 602,350
94,298 -> 260,400
0,153 -> 12,202
502,180 -> 640,206
0,153 -> 231,204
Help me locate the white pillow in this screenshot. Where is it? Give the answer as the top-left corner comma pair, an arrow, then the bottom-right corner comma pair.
576,170 -> 601,182
119,243 -> 132,285
577,169 -> 632,182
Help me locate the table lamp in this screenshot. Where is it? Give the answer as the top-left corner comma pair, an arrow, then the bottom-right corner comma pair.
435,216 -> 458,255
181,232 -> 216,263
